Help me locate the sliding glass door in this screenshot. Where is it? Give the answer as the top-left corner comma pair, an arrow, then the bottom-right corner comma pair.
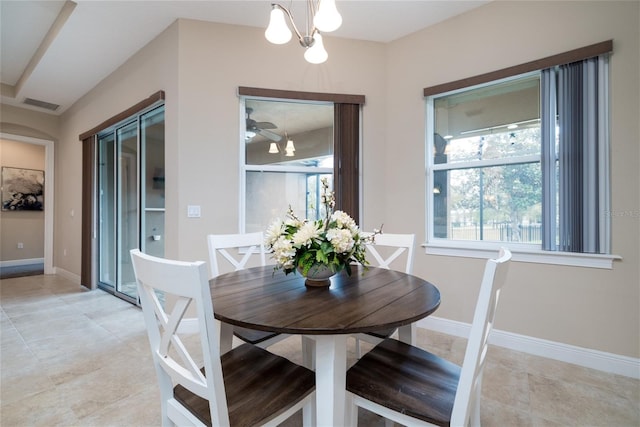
97,105 -> 164,304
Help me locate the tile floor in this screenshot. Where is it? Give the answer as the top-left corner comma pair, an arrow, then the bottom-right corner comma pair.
1,273 -> 638,426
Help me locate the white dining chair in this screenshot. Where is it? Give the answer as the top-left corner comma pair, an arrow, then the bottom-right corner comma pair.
207,232 -> 287,348
345,247 -> 512,427
353,232 -> 416,358
130,249 -> 315,427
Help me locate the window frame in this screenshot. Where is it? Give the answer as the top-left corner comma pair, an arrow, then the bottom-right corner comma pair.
240,97 -> 333,234
238,87 -> 364,235
423,42 -> 620,269
426,72 -> 543,251
240,96 -> 335,232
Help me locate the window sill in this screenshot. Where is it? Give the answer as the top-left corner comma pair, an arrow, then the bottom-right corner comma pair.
422,241 -> 622,269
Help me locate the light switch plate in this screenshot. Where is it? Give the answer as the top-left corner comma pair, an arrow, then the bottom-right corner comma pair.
187,205 -> 201,218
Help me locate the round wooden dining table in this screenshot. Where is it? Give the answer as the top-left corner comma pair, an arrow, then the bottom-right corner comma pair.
209,264 -> 441,426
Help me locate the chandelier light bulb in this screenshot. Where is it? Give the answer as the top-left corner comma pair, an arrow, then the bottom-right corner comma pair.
265,6 -> 292,44
269,142 -> 279,153
285,139 -> 296,156
304,33 -> 328,64
313,0 -> 342,33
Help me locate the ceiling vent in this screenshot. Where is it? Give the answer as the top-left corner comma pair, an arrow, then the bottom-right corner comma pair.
23,98 -> 60,111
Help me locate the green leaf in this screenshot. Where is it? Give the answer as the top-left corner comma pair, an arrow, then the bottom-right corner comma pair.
315,250 -> 329,264
344,263 -> 352,276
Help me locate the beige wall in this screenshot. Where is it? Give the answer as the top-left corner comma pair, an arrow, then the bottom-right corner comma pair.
2,1 -> 638,359
0,103 -> 59,141
172,20 -> 386,262
53,21 -> 179,273
385,1 -> 639,358
0,139 -> 46,261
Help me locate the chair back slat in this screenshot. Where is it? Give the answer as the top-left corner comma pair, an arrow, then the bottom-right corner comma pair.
207,232 -> 267,277
451,247 -> 512,426
365,233 -> 415,274
158,296 -> 204,385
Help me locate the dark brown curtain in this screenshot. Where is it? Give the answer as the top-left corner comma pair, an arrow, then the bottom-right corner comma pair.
81,136 -> 95,289
333,103 -> 360,221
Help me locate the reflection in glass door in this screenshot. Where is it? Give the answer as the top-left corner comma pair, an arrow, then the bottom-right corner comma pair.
97,105 -> 164,304
116,122 -> 139,300
141,108 -> 165,260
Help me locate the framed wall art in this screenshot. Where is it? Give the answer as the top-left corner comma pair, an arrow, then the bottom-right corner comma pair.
1,167 -> 45,211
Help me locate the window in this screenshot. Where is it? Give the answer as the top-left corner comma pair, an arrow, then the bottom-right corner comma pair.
430,75 -> 542,244
239,88 -> 364,235
425,42 -> 615,267
241,97 -> 334,233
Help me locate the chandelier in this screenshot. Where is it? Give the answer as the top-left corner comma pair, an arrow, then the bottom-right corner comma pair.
268,133 -> 296,157
265,0 -> 342,64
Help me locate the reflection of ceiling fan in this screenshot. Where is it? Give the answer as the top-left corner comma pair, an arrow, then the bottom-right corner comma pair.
246,108 -> 282,142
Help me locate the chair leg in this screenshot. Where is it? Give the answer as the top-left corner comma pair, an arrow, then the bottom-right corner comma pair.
471,401 -> 481,427
157,368 -> 175,426
159,403 -> 171,427
397,323 -> 416,345
470,376 -> 484,427
355,337 -> 362,359
345,392 -> 358,427
302,397 -> 316,427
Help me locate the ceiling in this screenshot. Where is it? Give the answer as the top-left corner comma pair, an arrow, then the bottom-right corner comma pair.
0,0 -> 488,116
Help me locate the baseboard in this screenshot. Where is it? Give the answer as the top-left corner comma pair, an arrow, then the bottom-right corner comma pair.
418,316 -> 640,379
0,258 -> 44,267
53,267 -> 81,284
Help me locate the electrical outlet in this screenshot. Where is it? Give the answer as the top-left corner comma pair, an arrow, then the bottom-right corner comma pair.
63,249 -> 67,256
17,242 -> 24,249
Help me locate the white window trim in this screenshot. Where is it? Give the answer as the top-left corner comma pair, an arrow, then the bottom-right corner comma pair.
239,98 -> 248,233
244,165 -> 334,174
422,240 -> 621,269
432,154 -> 541,171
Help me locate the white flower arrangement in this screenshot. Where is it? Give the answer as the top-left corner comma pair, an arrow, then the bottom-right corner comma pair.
265,178 -> 380,277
